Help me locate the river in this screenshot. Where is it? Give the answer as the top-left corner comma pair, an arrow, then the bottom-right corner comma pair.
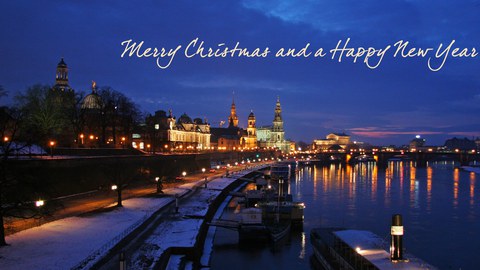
210,161 -> 478,270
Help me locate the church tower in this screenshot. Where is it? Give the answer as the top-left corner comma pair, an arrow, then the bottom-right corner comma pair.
228,94 -> 239,128
53,58 -> 71,91
271,97 -> 285,143
246,110 -> 257,148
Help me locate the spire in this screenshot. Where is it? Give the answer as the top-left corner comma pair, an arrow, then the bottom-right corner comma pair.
273,96 -> 283,132
228,92 -> 239,128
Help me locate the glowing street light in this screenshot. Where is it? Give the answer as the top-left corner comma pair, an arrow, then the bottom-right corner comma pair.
182,171 -> 187,178
49,140 -> 56,157
202,168 -> 207,188
35,200 -> 44,207
111,185 -> 118,190
79,134 -> 84,145
3,136 -> 9,142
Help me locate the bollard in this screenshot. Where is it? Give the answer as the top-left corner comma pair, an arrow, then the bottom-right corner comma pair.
204,176 -> 208,188
119,252 -> 126,270
390,214 -> 403,261
175,194 -> 179,213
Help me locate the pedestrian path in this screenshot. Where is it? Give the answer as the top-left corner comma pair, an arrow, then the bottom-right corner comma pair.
0,167 -> 264,270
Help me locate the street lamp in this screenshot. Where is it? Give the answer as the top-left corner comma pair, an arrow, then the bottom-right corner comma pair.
111,185 -> 118,190
49,140 -> 55,157
182,171 -> 187,179
155,176 -> 163,193
121,137 -> 126,149
35,199 -> 44,207
202,168 -> 207,188
3,136 -> 9,142
79,134 -> 84,145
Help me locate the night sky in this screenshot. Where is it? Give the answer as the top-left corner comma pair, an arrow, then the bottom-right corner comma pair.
1,1 -> 479,146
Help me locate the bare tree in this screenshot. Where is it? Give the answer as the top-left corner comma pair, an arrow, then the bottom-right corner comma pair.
0,88 -> 58,246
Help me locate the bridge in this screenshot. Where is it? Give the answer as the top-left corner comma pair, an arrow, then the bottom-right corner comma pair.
293,150 -> 480,167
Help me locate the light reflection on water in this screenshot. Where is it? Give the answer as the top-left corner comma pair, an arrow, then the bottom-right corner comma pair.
211,162 -> 479,270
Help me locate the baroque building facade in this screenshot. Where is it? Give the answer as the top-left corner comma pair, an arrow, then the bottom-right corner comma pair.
137,110 -> 211,152
257,97 -> 290,153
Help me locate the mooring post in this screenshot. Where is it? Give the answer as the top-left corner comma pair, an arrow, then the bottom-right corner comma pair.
390,214 -> 404,261
175,193 -> 179,213
119,252 -> 126,270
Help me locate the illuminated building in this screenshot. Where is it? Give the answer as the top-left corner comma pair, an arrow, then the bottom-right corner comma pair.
257,97 -> 290,153
52,58 -> 72,92
312,133 -> 351,150
137,110 -> 210,151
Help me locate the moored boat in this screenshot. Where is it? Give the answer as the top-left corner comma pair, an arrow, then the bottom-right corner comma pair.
310,215 -> 437,270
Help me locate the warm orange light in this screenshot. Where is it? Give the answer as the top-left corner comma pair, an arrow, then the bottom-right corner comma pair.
80,134 -> 84,139
164,144 -> 168,149
121,137 -> 126,141
147,144 -> 151,148
49,141 -> 55,146
89,135 -> 94,140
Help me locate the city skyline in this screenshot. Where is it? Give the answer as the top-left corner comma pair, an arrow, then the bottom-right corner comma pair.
1,1 -> 479,145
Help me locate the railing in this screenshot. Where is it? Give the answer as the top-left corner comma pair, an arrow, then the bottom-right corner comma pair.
70,207 -> 155,270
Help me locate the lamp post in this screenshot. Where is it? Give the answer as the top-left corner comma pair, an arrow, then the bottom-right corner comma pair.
79,134 -> 84,145
49,140 -> 55,157
155,176 -> 163,193
182,171 -> 187,180
154,123 -> 159,154
202,168 -> 207,188
121,137 -> 126,149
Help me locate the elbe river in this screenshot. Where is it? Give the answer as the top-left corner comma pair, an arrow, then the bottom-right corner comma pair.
210,161 -> 478,270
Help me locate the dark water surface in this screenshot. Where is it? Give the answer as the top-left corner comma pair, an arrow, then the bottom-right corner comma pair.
210,162 -> 479,270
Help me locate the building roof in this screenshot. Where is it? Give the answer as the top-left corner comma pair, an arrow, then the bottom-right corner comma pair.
81,92 -> 102,109
177,113 -> 192,124
57,58 -> 67,67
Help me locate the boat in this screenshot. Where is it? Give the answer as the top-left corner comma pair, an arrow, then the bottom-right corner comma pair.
310,228 -> 437,270
269,163 -> 292,179
461,161 -> 480,174
387,155 -> 412,162
255,201 -> 305,226
353,154 -> 376,163
267,221 -> 291,242
238,208 -> 268,242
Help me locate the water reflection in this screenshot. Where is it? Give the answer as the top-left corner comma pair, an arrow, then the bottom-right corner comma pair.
453,167 -> 459,208
212,160 -> 480,270
470,172 -> 476,205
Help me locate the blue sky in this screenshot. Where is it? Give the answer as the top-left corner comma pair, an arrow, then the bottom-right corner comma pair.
1,1 -> 479,145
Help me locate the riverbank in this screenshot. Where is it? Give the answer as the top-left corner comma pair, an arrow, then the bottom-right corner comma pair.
0,164 -> 269,270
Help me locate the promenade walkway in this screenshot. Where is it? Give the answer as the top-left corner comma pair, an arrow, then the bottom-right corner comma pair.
0,165 -> 267,270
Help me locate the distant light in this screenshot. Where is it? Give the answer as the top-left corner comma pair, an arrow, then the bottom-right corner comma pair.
182,171 -> 187,177
202,168 -> 206,173
35,200 -> 44,207
111,185 -> 118,190
155,177 -> 160,182
415,135 -> 421,139
355,247 -> 362,253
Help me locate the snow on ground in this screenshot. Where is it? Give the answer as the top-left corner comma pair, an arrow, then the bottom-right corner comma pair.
0,196 -> 172,270
0,166 -> 264,270
127,176 -> 240,269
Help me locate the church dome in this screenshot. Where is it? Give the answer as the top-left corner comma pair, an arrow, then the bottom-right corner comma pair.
81,92 -> 103,109
248,110 -> 255,120
178,113 -> 192,124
